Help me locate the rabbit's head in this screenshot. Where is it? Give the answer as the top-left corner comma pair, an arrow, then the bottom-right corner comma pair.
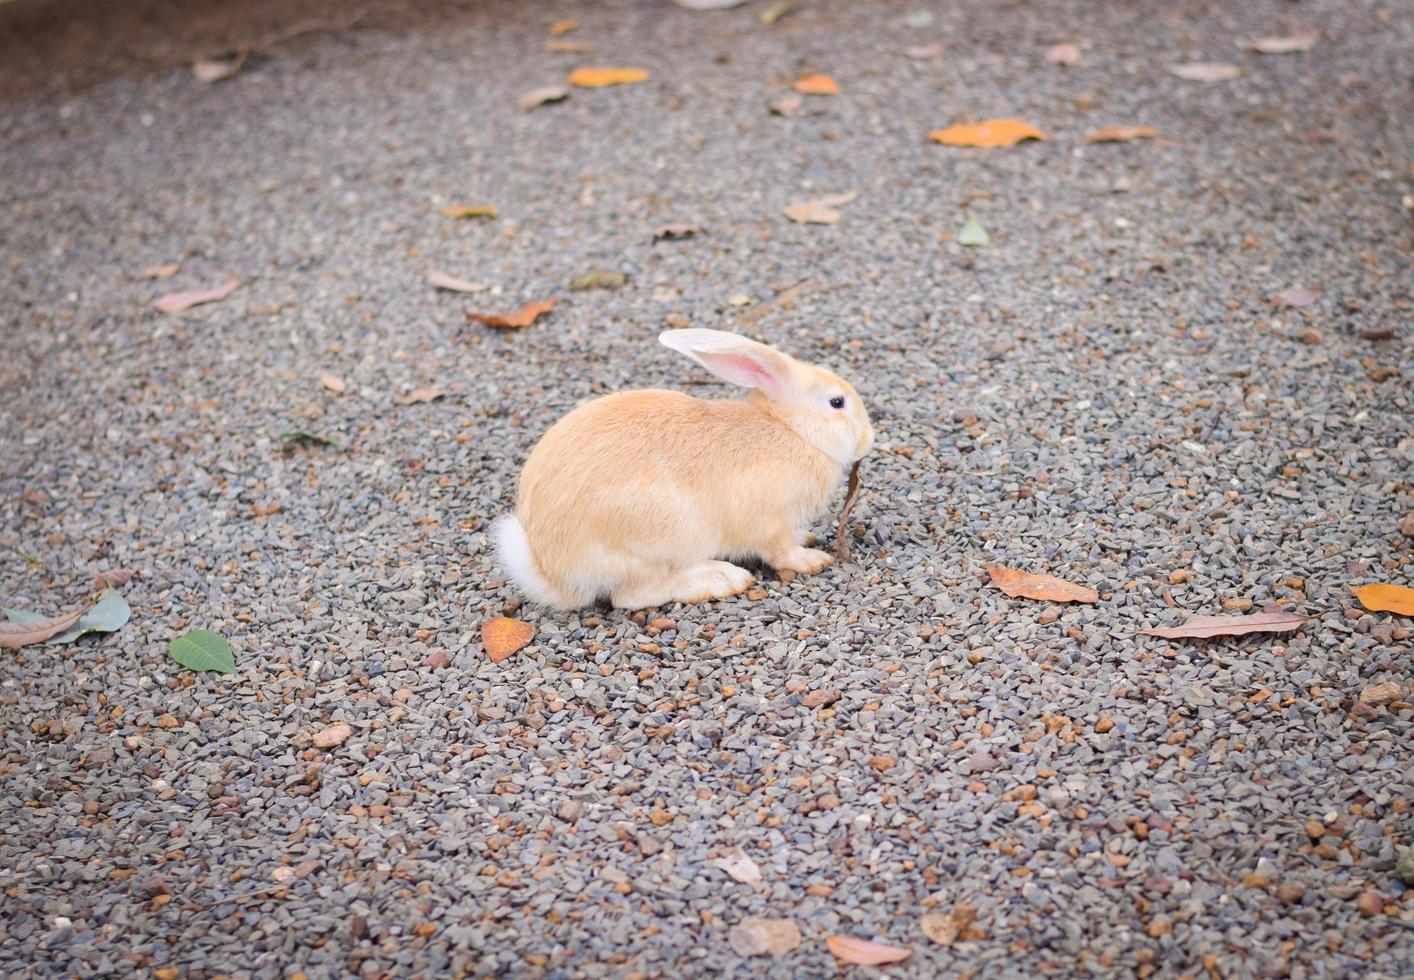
660,328 -> 873,465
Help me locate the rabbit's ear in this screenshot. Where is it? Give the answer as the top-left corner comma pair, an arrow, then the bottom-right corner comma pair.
659,329 -> 798,400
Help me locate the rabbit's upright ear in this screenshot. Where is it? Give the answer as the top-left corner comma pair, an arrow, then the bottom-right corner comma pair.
659,329 -> 799,400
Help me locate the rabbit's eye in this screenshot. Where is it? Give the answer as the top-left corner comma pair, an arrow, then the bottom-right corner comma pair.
829,396 -> 846,410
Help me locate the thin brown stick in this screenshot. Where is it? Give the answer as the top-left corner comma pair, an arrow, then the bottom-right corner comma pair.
833,460 -> 862,562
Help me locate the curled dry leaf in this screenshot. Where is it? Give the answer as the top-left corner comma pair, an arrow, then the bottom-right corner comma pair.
1238,30 -> 1318,55
919,902 -> 980,946
93,567 -> 138,590
826,936 -> 912,966
653,223 -> 700,242
427,270 -> 489,293
548,19 -> 580,35
711,847 -> 762,884
1044,42 -> 1082,65
832,460 -> 862,561
792,74 -> 839,96
1139,609 -> 1307,639
1271,286 -> 1321,308
1352,584 -> 1414,616
139,263 -> 179,280
729,917 -> 801,957
469,299 -> 556,330
0,604 -> 88,650
440,204 -> 496,219
928,119 -> 1046,147
567,67 -> 649,88
395,387 -> 445,405
545,40 -> 595,54
518,84 -> 570,112
153,280 -> 238,313
482,616 -> 534,662
570,268 -> 627,291
1169,63 -> 1242,82
1085,125 -> 1159,143
985,564 -> 1098,604
319,373 -> 346,394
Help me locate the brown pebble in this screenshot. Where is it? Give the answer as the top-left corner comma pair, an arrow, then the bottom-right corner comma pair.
1276,882 -> 1306,904
1037,606 -> 1061,625
1356,891 -> 1383,917
311,722 -> 352,749
1094,717 -> 1115,734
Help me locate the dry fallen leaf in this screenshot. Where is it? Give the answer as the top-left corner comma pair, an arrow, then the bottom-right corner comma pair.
985,564 -> 1098,604
548,19 -> 580,35
1238,30 -> 1318,55
312,722 -> 352,749
482,616 -> 534,662
1085,125 -> 1159,143
319,373 -> 346,394
904,44 -> 943,60
826,936 -> 912,966
728,917 -> 801,957
653,223 -> 700,241
519,84 -> 570,111
0,603 -> 88,650
1271,286 -> 1321,308
919,903 -> 979,946
1169,63 -> 1242,82
153,280 -> 239,314
928,119 -> 1046,147
192,50 -> 247,83
1044,42 -> 1082,65
93,567 -> 139,590
712,848 -> 762,884
395,387 -> 445,405
468,299 -> 556,330
138,263 -> 179,280
1352,584 -> 1414,616
792,74 -> 839,96
783,191 -> 856,225
833,460 -> 862,562
769,93 -> 803,116
440,204 -> 497,219
568,67 -> 649,88
758,2 -> 792,25
427,270 -> 490,293
1139,609 -> 1307,639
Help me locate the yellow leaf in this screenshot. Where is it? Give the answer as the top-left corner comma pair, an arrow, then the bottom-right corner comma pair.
440,204 -> 496,219
1353,584 -> 1414,616
927,119 -> 1046,148
792,74 -> 839,95
568,67 -> 649,88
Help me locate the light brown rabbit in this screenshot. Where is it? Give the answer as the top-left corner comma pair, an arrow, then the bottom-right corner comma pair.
492,328 -> 873,609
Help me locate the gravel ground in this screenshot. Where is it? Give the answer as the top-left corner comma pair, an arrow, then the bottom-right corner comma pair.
3,0 -> 1413,976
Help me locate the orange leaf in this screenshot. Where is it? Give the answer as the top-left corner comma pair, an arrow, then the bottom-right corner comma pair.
792,74 -> 839,96
545,40 -> 595,53
548,19 -> 580,35
482,617 -> 534,663
984,564 -> 1098,604
1085,125 -> 1159,143
468,299 -> 556,330
567,67 -> 648,88
927,119 -> 1046,148
1138,610 -> 1307,639
826,936 -> 912,966
1353,584 -> 1414,616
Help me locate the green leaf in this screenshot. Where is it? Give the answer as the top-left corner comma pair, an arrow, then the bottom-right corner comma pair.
168,629 -> 235,673
3,588 -> 130,644
958,216 -> 989,247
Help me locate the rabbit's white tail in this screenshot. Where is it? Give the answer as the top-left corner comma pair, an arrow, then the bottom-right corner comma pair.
491,515 -> 562,607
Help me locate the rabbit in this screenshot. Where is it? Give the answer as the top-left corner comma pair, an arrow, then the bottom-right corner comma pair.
492,328 -> 873,609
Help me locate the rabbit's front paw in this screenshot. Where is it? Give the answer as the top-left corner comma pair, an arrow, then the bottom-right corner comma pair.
771,545 -> 834,576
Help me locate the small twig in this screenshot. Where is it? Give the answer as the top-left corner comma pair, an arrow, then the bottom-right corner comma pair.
833,460 -> 862,562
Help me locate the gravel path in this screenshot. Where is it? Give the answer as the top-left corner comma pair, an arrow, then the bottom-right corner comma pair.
3,0 -> 1412,976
